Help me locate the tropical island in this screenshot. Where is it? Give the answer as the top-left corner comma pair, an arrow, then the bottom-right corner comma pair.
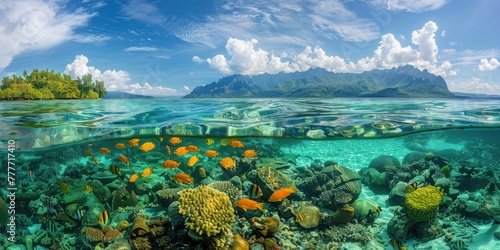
0,69 -> 107,100
183,65 -> 456,98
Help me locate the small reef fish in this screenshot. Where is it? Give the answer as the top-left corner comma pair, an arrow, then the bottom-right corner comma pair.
453,239 -> 466,250
169,137 -> 182,145
46,197 -> 56,214
388,239 -> 407,250
139,142 -> 156,152
186,145 -> 200,152
295,212 -> 307,222
158,137 -> 163,142
187,155 -> 199,167
91,157 -> 99,165
115,143 -> 127,149
219,157 -> 236,169
204,150 -> 219,158
404,182 -> 420,194
99,148 -> 111,154
174,146 -> 190,156
28,170 -> 35,182
235,198 -> 265,212
72,209 -> 86,220
249,184 -> 263,199
60,181 -> 70,194
85,185 -> 93,192
128,138 -> 140,147
129,173 -> 140,183
166,145 -> 171,154
118,155 -> 130,167
205,138 -> 215,145
173,173 -> 194,184
109,164 -> 122,176
83,150 -> 93,156
229,139 -> 245,148
47,221 -> 57,236
97,210 -> 109,226
268,185 -> 296,202
220,138 -> 232,146
242,149 -> 258,158
162,159 -> 181,169
141,168 -> 153,178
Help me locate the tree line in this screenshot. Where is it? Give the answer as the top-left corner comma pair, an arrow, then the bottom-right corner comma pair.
0,69 -> 107,100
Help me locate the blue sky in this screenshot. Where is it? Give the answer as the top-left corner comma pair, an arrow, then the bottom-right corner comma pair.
1,0 -> 499,96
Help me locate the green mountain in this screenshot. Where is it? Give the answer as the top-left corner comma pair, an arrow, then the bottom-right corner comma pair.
183,65 -> 455,98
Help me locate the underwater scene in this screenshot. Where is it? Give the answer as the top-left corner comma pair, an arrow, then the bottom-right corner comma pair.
1,98 -> 500,250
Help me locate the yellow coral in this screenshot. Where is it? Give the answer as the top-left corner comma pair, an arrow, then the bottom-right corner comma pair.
178,186 -> 235,238
405,185 -> 443,222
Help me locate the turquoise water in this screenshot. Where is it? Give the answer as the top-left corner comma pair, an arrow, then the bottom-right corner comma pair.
0,98 -> 499,250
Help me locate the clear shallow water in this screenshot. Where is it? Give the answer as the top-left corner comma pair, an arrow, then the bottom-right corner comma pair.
0,98 -> 500,250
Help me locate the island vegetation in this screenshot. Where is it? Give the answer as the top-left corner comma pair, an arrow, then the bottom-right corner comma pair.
0,69 -> 107,100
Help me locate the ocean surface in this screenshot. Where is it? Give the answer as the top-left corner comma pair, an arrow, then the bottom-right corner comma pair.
0,98 -> 499,250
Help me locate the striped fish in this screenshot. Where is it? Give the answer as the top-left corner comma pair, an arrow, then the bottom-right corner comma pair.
97,210 -> 109,226
295,212 -> 307,222
249,184 -> 263,199
72,209 -> 86,220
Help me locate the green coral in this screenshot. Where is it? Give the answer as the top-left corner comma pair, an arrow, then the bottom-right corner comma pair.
405,185 -> 443,222
178,186 -> 235,237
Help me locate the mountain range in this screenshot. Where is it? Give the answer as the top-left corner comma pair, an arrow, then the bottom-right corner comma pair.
183,65 -> 456,98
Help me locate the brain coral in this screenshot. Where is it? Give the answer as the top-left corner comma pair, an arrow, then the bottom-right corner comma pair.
405,185 -> 443,222
178,186 -> 235,237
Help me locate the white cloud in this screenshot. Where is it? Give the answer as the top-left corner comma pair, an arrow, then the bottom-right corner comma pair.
448,77 -> 500,95
124,46 -> 158,52
377,0 -> 449,12
120,0 -> 167,25
192,56 -> 204,63
478,58 -> 500,71
183,86 -> 190,91
64,55 -> 182,96
0,0 -> 105,70
441,30 -> 446,37
201,21 -> 455,77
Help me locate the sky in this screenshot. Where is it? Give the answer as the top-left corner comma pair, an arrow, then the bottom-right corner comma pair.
1,0 -> 499,96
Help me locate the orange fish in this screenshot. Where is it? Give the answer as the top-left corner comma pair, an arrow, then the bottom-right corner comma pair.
162,159 -> 181,169
235,198 -> 265,212
268,185 -> 296,202
204,150 -> 219,158
166,145 -> 171,154
139,142 -> 156,152
99,148 -> 111,154
115,143 -> 127,149
242,149 -> 258,158
118,155 -> 130,167
128,138 -> 140,147
91,157 -> 99,165
141,168 -> 152,178
186,145 -> 200,152
174,146 -> 190,156
129,174 -> 139,183
169,137 -> 182,145
187,154 -> 199,167
229,139 -> 245,148
83,150 -> 93,156
219,157 -> 236,169
173,173 -> 194,184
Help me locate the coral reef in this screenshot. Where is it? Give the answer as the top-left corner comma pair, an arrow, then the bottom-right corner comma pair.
207,181 -> 242,202
351,198 -> 381,223
177,186 -> 235,247
287,201 -> 322,229
112,186 -> 138,211
323,204 -> 355,225
251,217 -> 279,236
406,185 -> 444,222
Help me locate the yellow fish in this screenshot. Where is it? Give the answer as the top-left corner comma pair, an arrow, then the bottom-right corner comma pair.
97,210 -> 109,226
205,138 -> 214,145
204,150 -> 219,158
139,142 -> 155,152
295,212 -> 306,222
129,173 -> 140,182
229,139 -> 245,148
169,137 -> 182,145
60,181 -> 70,194
141,168 -> 152,178
128,138 -> 140,147
242,149 -> 258,158
187,154 -> 199,167
220,138 -> 232,146
174,146 -> 190,156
